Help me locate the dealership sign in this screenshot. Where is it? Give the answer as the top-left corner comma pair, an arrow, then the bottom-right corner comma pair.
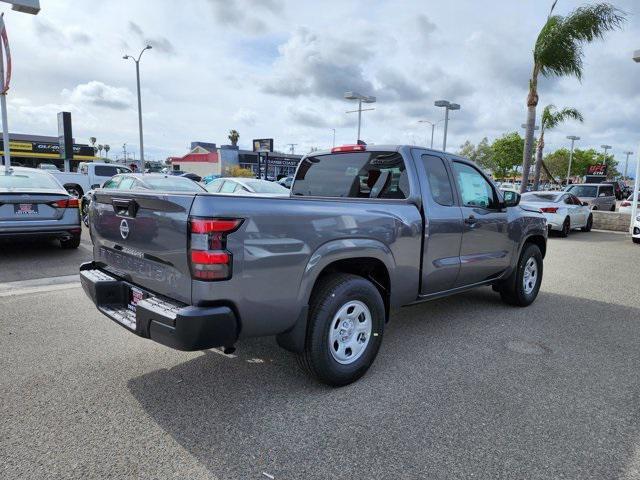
252,138 -> 273,153
0,139 -> 95,157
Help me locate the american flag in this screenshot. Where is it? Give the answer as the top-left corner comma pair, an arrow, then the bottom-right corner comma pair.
0,12 -> 11,94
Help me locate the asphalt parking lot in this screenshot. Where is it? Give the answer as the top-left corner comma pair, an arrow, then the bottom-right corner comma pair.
1,231 -> 640,480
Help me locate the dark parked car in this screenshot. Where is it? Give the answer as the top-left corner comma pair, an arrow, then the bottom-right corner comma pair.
81,145 -> 547,385
81,173 -> 206,226
0,166 -> 81,248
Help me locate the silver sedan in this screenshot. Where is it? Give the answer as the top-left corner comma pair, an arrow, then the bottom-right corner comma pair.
521,191 -> 593,237
0,166 -> 81,248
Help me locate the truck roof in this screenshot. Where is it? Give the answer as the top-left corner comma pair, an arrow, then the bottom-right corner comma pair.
306,145 -> 452,157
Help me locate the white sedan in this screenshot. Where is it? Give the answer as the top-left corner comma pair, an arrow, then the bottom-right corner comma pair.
633,214 -> 640,244
521,191 -> 593,237
619,192 -> 640,214
205,177 -> 290,197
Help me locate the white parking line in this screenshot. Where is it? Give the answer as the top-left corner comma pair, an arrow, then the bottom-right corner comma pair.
0,274 -> 80,297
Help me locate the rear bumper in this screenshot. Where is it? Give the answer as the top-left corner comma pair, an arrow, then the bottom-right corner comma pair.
0,227 -> 80,239
79,262 -> 238,351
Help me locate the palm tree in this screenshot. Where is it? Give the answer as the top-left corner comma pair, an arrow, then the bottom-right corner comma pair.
532,105 -> 583,189
89,137 -> 97,156
520,1 -> 625,193
104,144 -> 110,158
97,144 -> 104,158
228,129 -> 240,147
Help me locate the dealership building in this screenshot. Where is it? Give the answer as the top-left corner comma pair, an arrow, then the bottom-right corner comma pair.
169,141 -> 302,179
0,133 -> 96,170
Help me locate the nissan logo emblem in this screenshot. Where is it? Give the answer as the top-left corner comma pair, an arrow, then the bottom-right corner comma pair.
120,219 -> 130,239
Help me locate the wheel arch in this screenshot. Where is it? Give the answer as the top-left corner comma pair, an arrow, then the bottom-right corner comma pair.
64,183 -> 84,197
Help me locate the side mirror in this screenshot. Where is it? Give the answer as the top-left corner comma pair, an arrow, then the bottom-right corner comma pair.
502,190 -> 520,207
91,184 -> 100,189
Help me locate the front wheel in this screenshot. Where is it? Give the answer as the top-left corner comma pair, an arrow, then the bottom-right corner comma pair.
581,214 -> 593,232
497,243 -> 543,307
559,217 -> 570,238
633,238 -> 640,244
297,273 -> 385,386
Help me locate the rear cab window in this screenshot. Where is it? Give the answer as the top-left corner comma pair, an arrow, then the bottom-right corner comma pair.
292,151 -> 409,199
94,165 -> 120,177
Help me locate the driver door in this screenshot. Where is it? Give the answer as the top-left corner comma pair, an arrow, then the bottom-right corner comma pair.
450,160 -> 513,287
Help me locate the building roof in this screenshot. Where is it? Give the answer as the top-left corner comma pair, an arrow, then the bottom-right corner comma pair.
170,152 -> 218,163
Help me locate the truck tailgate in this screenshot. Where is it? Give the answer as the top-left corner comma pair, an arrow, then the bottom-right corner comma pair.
91,191 -> 195,304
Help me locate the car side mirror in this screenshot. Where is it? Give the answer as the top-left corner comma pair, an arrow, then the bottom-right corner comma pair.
502,190 -> 520,207
91,184 -> 100,189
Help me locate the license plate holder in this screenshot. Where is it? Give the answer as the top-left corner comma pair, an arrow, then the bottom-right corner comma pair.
14,203 -> 39,215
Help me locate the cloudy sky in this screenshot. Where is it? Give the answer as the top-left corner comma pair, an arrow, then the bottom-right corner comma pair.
3,0 -> 640,173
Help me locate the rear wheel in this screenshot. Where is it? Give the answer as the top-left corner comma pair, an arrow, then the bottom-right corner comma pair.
297,273 -> 385,386
633,238 -> 640,244
81,199 -> 90,227
60,233 -> 81,249
610,204 -> 616,212
497,243 -> 543,307
65,184 -> 83,199
581,214 -> 593,232
559,217 -> 570,238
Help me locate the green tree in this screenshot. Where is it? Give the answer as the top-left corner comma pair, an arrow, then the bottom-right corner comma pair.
532,105 -> 583,189
458,137 -> 495,172
520,2 -> 625,193
228,129 -> 240,146
492,132 -> 524,179
544,147 -> 620,181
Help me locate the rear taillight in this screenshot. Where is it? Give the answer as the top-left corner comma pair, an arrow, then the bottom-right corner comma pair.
51,198 -> 79,208
621,201 -> 631,207
189,218 -> 242,281
540,207 -> 558,213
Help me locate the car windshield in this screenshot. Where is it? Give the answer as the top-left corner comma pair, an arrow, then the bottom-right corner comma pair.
0,170 -> 62,190
567,185 -> 597,197
243,180 -> 289,194
522,193 -> 561,202
141,176 -> 206,192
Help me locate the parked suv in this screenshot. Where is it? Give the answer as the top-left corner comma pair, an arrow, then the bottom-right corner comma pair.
566,183 -> 616,211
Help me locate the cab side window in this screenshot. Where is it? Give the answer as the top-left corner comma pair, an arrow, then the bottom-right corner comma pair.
421,154 -> 454,206
451,162 -> 499,209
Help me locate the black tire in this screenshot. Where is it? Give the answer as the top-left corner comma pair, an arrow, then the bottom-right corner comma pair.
297,273 -> 385,387
65,184 -> 83,198
610,204 -> 616,212
81,199 -> 90,227
633,238 -> 640,244
60,233 -> 81,249
497,243 -> 543,307
581,214 -> 593,232
559,217 -> 570,238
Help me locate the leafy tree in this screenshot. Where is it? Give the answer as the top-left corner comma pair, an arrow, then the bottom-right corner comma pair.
544,147 -> 619,180
520,2 -> 625,192
492,132 -> 524,179
532,105 -> 583,189
228,129 -> 240,146
458,137 -> 495,171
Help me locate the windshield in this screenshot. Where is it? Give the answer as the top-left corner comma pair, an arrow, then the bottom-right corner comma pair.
567,185 -> 597,197
0,170 -> 62,190
243,180 -> 289,194
522,193 -> 560,202
141,176 -> 206,192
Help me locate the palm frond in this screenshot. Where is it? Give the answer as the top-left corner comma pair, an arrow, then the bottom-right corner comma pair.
534,3 -> 625,80
541,105 -> 584,131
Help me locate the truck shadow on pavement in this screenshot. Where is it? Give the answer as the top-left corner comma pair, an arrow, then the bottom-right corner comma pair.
127,289 -> 640,480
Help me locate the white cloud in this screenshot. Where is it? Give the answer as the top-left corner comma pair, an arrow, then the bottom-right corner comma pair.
232,108 -> 258,126
62,81 -> 134,110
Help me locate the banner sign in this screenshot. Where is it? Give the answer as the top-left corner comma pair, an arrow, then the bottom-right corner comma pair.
0,139 -> 95,157
252,138 -> 273,153
586,164 -> 607,176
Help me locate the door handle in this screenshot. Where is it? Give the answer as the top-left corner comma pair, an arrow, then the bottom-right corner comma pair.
464,215 -> 478,226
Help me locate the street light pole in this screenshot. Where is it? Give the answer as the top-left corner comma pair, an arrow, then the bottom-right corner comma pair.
623,151 -> 633,181
418,120 -> 441,149
630,50 -> 640,233
123,45 -> 152,172
566,135 -> 580,187
600,144 -> 611,165
434,100 -> 460,152
345,91 -> 376,144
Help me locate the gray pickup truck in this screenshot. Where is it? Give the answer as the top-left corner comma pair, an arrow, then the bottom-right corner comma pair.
80,145 -> 547,385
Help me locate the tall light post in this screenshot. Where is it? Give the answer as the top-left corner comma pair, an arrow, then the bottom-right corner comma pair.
123,45 -> 152,172
630,50 -> 640,234
601,144 -> 612,165
566,135 -> 580,187
344,92 -> 376,143
623,151 -> 633,181
418,119 -> 441,149
434,100 -> 460,152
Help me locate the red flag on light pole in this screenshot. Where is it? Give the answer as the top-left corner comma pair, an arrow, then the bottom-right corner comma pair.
0,12 -> 11,94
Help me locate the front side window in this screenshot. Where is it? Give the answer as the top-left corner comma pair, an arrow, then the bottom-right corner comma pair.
292,151 -> 408,199
118,177 -> 136,190
422,154 -> 454,206
205,179 -> 224,193
220,181 -> 237,193
599,186 -> 613,196
452,162 -> 498,209
102,176 -> 121,189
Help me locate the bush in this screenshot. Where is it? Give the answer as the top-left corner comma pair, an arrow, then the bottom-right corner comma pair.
224,166 -> 255,178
